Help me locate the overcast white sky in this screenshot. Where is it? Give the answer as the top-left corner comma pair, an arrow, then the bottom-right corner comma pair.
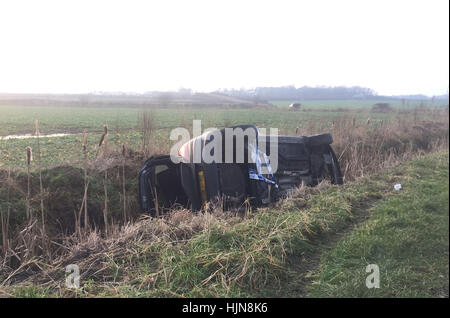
0,0 -> 448,96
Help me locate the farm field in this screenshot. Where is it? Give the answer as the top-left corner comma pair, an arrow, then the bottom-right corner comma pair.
0,103 -> 398,136
0,105 -> 347,168
0,102 -> 447,168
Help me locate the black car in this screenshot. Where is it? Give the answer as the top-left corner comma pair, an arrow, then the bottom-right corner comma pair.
139,125 -> 343,216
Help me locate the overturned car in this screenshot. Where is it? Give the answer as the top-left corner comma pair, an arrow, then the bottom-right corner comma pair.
139,125 -> 343,216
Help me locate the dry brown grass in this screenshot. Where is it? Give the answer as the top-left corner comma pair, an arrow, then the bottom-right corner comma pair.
0,207 -> 242,290
290,109 -> 449,182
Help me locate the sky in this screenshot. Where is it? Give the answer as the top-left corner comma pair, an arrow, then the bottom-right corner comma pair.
0,0 -> 448,96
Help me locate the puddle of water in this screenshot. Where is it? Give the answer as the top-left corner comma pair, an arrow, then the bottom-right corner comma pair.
0,133 -> 76,140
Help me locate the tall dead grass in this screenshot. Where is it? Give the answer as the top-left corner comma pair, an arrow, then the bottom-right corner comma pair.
139,110 -> 156,155
295,108 -> 449,182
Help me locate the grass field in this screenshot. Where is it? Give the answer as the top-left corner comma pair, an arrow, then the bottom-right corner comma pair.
0,104 -> 378,137
0,102 -> 447,168
0,105 -> 383,168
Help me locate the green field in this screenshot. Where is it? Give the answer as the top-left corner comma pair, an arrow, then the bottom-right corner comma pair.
0,103 -> 403,168
0,103 -> 399,136
2,101 -> 447,168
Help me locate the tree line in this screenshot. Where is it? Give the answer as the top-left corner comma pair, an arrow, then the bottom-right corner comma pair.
216,85 -> 378,101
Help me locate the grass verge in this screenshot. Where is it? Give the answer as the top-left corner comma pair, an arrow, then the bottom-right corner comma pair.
306,151 -> 449,297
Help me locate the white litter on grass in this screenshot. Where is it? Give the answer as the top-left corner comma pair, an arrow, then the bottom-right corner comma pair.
394,184 -> 402,191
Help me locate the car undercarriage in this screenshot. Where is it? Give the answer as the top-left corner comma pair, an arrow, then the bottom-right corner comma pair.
139,125 -> 343,216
